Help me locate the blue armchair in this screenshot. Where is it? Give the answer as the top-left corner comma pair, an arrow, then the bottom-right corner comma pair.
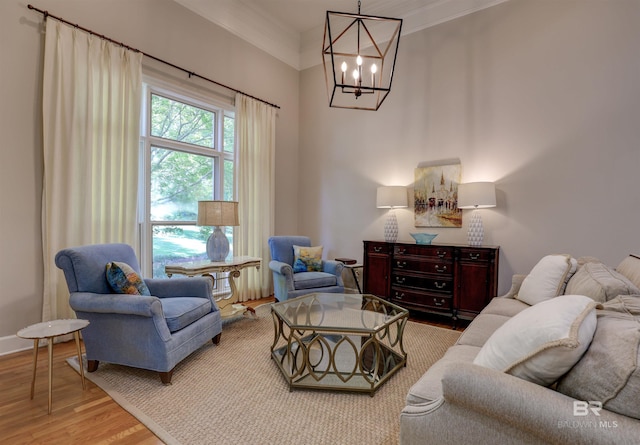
268,236 -> 345,301
55,243 -> 222,384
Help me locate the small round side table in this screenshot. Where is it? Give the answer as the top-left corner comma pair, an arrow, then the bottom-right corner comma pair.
17,319 -> 89,414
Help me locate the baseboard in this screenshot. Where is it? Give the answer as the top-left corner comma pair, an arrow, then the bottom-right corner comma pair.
0,334 -> 35,356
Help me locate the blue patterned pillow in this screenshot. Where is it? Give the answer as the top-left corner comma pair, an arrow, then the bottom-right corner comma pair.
292,245 -> 323,272
106,261 -> 151,295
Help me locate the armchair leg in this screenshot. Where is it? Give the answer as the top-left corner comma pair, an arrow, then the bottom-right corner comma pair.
212,333 -> 222,345
159,370 -> 174,384
87,360 -> 99,372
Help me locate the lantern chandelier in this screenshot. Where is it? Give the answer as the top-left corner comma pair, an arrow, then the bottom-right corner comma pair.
322,0 -> 403,111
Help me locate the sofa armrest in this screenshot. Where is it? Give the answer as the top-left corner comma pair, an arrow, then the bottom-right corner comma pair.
440,362 -> 640,444
69,292 -> 163,317
270,260 -> 295,291
499,274 -> 526,299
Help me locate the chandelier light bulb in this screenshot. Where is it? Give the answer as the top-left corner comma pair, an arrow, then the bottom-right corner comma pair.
341,61 -> 348,72
356,55 -> 363,66
352,69 -> 359,80
370,64 -> 377,74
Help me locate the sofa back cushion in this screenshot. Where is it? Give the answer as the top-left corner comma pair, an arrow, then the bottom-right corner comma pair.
473,294 -> 597,386
517,254 -> 578,305
557,295 -> 640,420
565,261 -> 640,303
616,254 -> 640,289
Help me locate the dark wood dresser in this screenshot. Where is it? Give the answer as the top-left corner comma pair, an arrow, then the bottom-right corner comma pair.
363,241 -> 499,324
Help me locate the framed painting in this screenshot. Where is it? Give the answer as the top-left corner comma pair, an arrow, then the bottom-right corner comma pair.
414,162 -> 462,228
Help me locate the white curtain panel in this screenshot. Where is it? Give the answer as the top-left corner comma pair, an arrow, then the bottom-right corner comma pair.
235,94 -> 276,300
41,18 -> 142,321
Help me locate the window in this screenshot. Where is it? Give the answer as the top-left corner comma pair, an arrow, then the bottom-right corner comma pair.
140,83 -> 235,279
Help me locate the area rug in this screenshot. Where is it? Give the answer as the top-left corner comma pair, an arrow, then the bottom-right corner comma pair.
67,304 -> 460,445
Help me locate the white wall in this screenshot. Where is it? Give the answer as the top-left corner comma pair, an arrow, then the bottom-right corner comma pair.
0,0 -> 299,352
299,0 -> 640,294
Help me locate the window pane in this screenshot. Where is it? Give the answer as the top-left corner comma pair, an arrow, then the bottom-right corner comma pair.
151,94 -> 215,148
152,224 -> 210,278
223,115 -> 234,153
150,146 -> 216,221
223,159 -> 234,201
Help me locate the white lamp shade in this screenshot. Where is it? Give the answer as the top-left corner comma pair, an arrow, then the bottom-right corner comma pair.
457,182 -> 496,209
376,186 -> 408,208
197,201 -> 239,226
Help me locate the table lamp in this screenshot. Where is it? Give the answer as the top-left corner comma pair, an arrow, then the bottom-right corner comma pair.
197,201 -> 239,261
376,186 -> 408,243
457,182 -> 496,246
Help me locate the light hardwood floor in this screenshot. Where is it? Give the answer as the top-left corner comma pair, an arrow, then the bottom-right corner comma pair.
1,296 -> 461,444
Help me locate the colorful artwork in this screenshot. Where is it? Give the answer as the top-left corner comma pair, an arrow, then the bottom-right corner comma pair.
414,163 -> 462,228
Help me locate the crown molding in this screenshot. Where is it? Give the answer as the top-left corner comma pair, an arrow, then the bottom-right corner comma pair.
175,0 -> 510,71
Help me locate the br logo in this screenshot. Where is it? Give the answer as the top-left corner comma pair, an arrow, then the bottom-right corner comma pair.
573,401 -> 602,416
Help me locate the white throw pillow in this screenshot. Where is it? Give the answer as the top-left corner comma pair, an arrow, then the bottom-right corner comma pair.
517,254 -> 578,305
473,294 -> 597,386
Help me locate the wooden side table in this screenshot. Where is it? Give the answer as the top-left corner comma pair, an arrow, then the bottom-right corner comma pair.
17,319 -> 89,414
165,256 -> 262,318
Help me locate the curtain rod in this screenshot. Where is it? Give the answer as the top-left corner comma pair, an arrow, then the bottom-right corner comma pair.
27,4 -> 281,109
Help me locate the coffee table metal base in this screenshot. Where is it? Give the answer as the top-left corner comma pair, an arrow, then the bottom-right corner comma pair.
270,293 -> 408,396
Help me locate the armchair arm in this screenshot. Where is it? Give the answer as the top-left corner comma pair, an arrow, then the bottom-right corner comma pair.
269,260 -> 294,277
69,292 -> 163,317
270,260 -> 295,296
145,277 -> 212,299
322,260 -> 344,276
323,260 -> 345,286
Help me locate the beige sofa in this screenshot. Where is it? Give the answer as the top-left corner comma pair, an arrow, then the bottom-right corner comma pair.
400,255 -> 640,445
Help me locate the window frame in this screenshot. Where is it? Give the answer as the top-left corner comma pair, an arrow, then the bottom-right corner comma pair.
139,77 -> 236,279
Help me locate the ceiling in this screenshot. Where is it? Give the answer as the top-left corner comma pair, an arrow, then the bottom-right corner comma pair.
173,0 -> 510,70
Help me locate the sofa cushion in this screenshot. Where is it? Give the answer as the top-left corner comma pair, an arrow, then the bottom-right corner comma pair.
293,245 -> 323,272
565,261 -> 639,303
480,297 -> 531,318
616,254 -> 640,289
160,297 -> 212,333
105,261 -> 151,296
473,294 -> 597,386
456,313 -> 512,348
557,295 -> 640,420
406,344 -> 480,405
293,271 -> 337,290
517,254 -> 578,305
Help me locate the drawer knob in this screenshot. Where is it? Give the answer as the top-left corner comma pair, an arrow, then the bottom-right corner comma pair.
437,250 -> 447,258
469,253 -> 480,260
433,299 -> 444,306
395,292 -> 405,300
435,281 -> 446,289
435,265 -> 447,273
396,261 -> 407,268
373,246 -> 382,253
395,276 -> 406,284
398,248 -> 406,254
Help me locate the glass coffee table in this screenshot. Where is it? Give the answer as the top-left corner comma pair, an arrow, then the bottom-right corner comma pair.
270,293 -> 409,396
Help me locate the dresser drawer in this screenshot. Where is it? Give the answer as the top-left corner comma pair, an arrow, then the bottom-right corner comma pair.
393,257 -> 452,275
391,287 -> 452,312
394,244 -> 453,260
392,272 -> 453,293
457,248 -> 493,262
366,242 -> 392,255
